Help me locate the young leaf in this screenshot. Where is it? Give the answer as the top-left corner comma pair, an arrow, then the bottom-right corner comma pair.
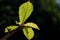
24,22 -> 40,30
5,26 -> 18,33
19,1 -> 33,23
22,27 -> 34,40
15,21 -> 19,24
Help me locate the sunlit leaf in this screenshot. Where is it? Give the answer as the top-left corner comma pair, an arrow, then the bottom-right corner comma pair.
24,22 -> 40,30
19,1 -> 33,23
22,27 -> 34,40
5,26 -> 18,33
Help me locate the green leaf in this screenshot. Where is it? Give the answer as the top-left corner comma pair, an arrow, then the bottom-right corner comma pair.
15,21 -> 22,25
15,21 -> 19,24
5,26 -> 18,33
19,1 -> 33,23
24,22 -> 40,30
22,27 -> 34,40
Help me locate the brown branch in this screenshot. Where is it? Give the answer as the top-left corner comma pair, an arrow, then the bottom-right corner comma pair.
1,23 -> 24,40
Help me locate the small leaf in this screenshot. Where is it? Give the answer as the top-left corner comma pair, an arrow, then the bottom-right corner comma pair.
15,21 -> 19,24
24,22 -> 40,30
5,26 -> 18,33
19,1 -> 33,23
22,27 -> 34,40
15,21 -> 22,25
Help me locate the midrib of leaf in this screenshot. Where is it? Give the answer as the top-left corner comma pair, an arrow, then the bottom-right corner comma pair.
21,5 -> 26,24
22,2 -> 29,23
25,27 -> 31,40
25,27 -> 29,37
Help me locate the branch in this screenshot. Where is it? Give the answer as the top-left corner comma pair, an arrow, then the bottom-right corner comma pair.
1,23 -> 24,40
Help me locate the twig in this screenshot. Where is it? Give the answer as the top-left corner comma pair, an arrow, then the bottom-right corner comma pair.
1,23 -> 24,40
